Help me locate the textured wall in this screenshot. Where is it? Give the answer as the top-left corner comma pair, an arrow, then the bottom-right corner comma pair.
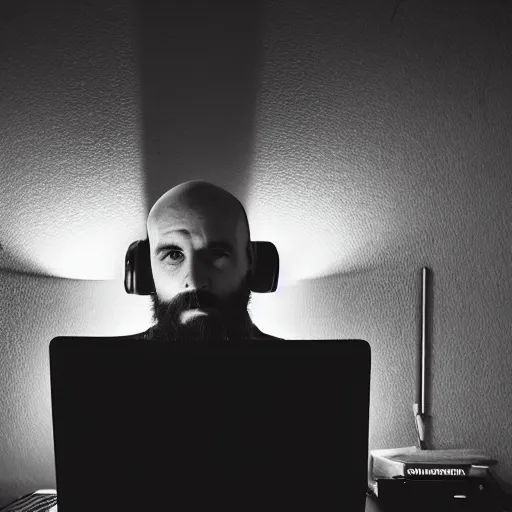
0,0 -> 146,280
1,0 -> 512,507
248,0 -> 512,492
138,0 -> 265,211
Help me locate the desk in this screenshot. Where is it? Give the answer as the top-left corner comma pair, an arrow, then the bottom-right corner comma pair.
1,491 -> 384,511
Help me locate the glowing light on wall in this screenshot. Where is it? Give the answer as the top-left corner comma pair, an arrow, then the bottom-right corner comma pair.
246,191 -> 392,286
245,153 -> 401,285
3,169 -> 148,281
104,294 -> 155,337
248,289 -> 295,339
34,223 -> 141,281
244,170 -> 399,339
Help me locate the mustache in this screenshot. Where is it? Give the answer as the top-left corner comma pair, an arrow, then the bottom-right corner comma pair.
164,289 -> 221,313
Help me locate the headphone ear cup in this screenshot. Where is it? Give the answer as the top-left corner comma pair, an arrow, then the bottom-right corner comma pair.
124,241 -> 139,294
249,242 -> 279,293
124,240 -> 155,295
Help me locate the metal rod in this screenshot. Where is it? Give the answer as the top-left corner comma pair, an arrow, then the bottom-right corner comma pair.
421,267 -> 427,416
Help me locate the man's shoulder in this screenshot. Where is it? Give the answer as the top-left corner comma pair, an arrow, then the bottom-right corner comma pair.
111,326 -> 284,342
112,327 -> 155,340
251,326 -> 285,341
255,333 -> 285,341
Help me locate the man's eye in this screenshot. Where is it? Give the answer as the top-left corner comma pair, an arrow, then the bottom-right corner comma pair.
212,250 -> 230,259
166,250 -> 184,263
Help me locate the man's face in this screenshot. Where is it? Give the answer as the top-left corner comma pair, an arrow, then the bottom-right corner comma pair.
148,199 -> 253,341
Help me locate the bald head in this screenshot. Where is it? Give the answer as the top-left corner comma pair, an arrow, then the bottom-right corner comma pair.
147,180 -> 250,246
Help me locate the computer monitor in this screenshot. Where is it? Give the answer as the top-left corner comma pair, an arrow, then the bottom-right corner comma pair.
49,337 -> 371,511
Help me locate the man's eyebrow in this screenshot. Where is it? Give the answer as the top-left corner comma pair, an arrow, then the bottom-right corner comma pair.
206,240 -> 235,252
155,243 -> 182,256
154,240 -> 235,256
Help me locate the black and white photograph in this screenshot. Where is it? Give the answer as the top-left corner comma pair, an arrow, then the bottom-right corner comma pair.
0,0 -> 511,510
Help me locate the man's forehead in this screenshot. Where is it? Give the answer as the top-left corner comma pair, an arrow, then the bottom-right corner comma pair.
149,204 -> 244,244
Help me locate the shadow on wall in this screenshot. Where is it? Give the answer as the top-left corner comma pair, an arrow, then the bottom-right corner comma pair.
138,0 -> 265,209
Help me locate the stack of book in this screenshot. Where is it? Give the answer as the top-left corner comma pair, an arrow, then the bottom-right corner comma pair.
368,447 -> 508,511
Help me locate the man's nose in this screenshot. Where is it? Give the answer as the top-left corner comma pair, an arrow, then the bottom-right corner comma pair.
184,254 -> 210,290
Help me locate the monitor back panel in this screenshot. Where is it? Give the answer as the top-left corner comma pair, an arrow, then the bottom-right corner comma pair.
50,338 -> 371,511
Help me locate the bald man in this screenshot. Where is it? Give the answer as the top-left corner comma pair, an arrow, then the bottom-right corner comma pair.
136,180 -> 283,342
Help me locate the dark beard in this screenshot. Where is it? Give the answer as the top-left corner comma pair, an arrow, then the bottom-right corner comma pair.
150,275 -> 253,342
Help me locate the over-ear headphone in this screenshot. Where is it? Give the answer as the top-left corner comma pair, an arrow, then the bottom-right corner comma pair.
124,239 -> 279,295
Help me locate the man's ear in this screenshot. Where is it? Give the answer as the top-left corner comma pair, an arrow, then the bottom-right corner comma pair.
247,241 -> 256,275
